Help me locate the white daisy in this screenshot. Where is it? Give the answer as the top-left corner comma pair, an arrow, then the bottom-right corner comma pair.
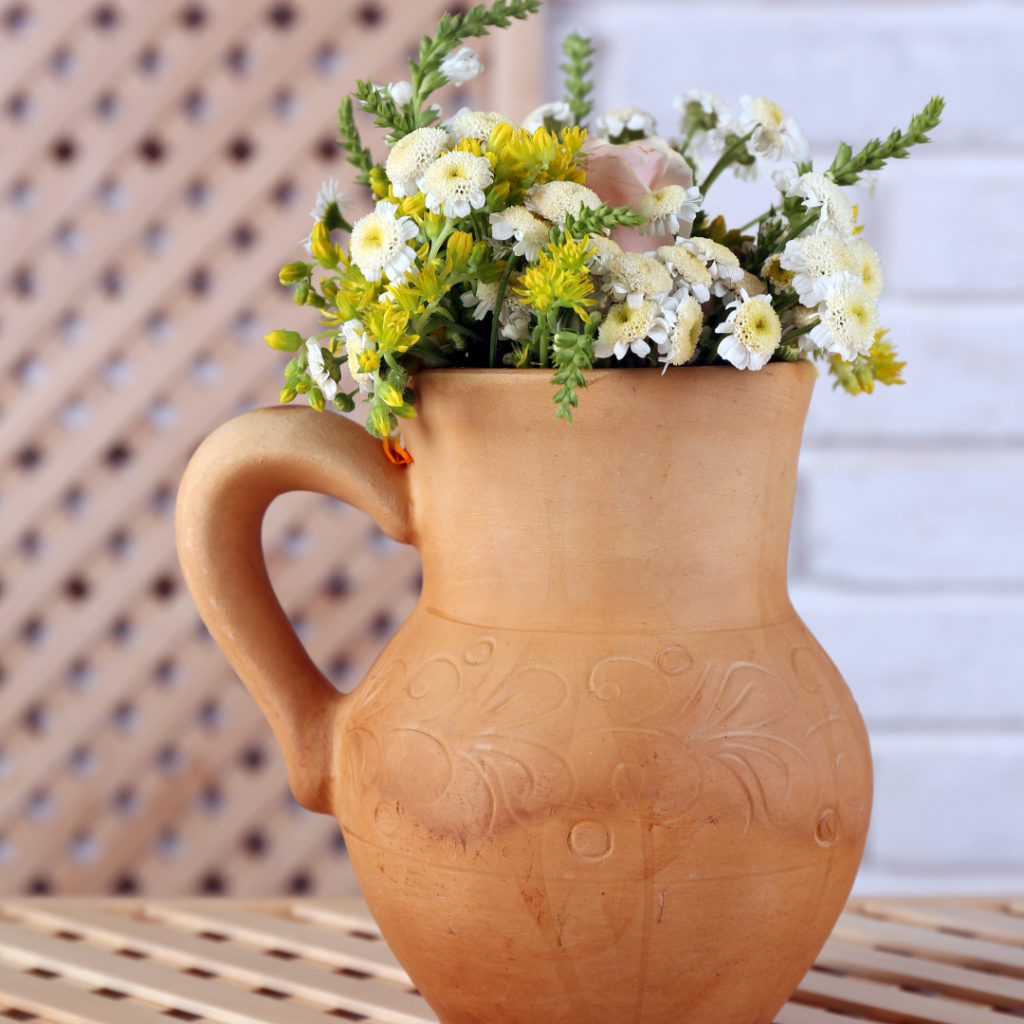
446,107 -> 509,146
605,252 -> 673,308
310,178 -> 349,223
349,201 -> 419,283
342,320 -> 376,392
675,236 -> 743,297
489,206 -> 551,261
809,275 -> 880,361
779,235 -> 856,306
385,126 -> 449,197
305,338 -> 338,401
846,237 -> 884,299
522,101 -> 572,133
637,185 -> 703,237
461,280 -> 500,321
785,172 -> 855,240
653,246 -> 712,303
440,46 -> 483,86
524,180 -> 602,225
596,107 -> 657,141
586,234 -> 622,275
418,151 -> 493,218
658,293 -> 704,370
673,90 -> 731,144
715,292 -> 782,370
739,96 -> 810,164
594,300 -> 666,360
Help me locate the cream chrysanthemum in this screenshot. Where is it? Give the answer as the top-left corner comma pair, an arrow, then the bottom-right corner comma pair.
658,294 -> 703,370
447,107 -> 509,146
305,338 -> 337,401
525,181 -> 601,225
675,236 -> 743,296
349,201 -> 418,283
385,126 -> 449,197
418,151 -> 493,218
522,101 -> 572,133
342,319 -> 375,392
586,233 -> 622,274
595,300 -> 663,360
596,107 -> 656,140
460,280 -> 500,321
654,245 -> 712,302
734,271 -> 768,298
715,292 -> 782,371
761,252 -> 795,291
605,252 -> 673,308
489,206 -> 551,261
739,95 -> 810,164
779,235 -> 856,305
809,276 -> 880,361
637,185 -> 703,237
785,172 -> 855,240
846,237 -> 884,299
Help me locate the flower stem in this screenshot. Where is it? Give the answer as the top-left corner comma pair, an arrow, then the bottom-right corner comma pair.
739,209 -> 774,232
698,130 -> 754,194
781,318 -> 820,346
490,255 -> 519,368
776,208 -> 821,249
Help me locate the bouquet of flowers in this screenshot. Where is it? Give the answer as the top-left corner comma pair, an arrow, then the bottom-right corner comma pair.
265,0 -> 943,462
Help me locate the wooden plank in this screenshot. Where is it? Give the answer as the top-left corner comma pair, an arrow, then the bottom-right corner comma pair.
1,906 -> 436,1024
796,968 -> 1003,1023
859,901 -> 1024,947
775,1004 -> 852,1024
818,938 -> 1024,1009
835,911 -> 1024,977
143,903 -> 409,982
290,902 -> 383,938
0,957 -> 173,1024
0,917 -> 339,1024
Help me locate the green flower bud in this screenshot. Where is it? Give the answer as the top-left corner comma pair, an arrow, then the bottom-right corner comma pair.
376,380 -> 404,408
265,329 -> 303,351
292,283 -> 310,306
333,392 -> 356,413
308,386 -> 326,412
279,262 -> 309,284
280,385 -> 298,404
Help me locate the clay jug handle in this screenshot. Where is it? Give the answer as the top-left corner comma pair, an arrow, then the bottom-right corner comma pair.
176,406 -> 413,815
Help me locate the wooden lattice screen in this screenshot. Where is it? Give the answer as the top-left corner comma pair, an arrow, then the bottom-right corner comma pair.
0,0 -> 540,898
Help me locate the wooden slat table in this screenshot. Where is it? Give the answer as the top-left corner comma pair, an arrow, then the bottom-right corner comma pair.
0,898 -> 1021,1023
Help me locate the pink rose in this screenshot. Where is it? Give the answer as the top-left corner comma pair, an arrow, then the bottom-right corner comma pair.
582,135 -> 694,252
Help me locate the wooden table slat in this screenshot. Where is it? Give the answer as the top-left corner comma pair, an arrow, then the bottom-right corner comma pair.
859,901 -> 1024,947
1,904 -> 435,1024
144,900 -> 410,981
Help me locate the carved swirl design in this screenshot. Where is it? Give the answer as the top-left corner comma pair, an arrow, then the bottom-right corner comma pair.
340,634 -> 867,848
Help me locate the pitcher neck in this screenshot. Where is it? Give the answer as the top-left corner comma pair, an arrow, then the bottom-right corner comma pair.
401,363 -> 815,634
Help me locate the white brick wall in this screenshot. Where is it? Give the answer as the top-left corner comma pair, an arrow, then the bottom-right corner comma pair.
547,0 -> 1024,893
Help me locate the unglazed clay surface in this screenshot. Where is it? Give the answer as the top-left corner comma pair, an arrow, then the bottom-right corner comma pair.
177,363 -> 872,1024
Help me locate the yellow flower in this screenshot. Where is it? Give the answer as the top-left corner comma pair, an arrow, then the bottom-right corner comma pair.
376,380 -> 405,407
515,235 -> 594,316
354,349 -> 381,374
366,303 -> 419,353
445,230 -> 476,274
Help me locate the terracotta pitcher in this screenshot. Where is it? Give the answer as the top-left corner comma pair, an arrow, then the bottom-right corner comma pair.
177,361 -> 871,1024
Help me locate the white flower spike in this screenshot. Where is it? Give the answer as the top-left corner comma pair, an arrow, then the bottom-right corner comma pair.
440,46 -> 483,86
305,338 -> 338,401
